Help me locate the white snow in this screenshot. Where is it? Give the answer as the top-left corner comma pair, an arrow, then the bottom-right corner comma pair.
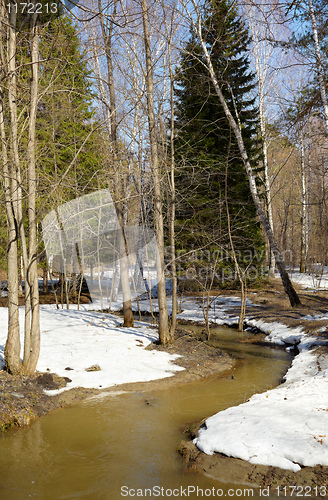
188,295 -> 328,472
195,373 -> 328,472
282,266 -> 328,290
246,318 -> 307,346
1,283 -> 328,473
0,304 -> 184,393
137,292 -> 328,472
176,295 -> 252,326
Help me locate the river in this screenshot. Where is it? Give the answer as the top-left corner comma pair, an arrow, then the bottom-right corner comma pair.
0,326 -> 292,500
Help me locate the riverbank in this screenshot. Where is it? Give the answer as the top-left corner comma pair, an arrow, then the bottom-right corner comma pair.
1,278 -> 328,490
0,371 -> 96,432
0,326 -> 234,432
177,282 -> 328,492
178,440 -> 328,492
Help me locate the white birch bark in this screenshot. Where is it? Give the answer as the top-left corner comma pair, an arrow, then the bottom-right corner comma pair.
141,0 -> 171,342
0,3 -> 20,373
299,132 -> 307,273
183,0 -> 301,306
306,154 -> 311,261
23,6 -> 40,374
308,0 -> 328,135
242,0 -> 277,275
1,2 -> 41,374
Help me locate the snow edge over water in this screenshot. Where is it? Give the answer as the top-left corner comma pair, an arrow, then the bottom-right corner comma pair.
194,315 -> 328,472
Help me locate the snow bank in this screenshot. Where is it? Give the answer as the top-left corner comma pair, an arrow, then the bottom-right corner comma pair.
170,293 -> 328,471
194,311 -> 328,472
0,304 -> 184,393
177,295 -> 253,326
285,268 -> 328,290
195,374 -> 328,472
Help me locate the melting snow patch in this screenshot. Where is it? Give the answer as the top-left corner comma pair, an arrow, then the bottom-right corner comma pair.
194,313 -> 328,471
0,305 -> 184,395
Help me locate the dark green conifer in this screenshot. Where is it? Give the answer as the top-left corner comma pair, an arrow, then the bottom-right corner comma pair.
36,14 -> 100,201
174,0 -> 264,279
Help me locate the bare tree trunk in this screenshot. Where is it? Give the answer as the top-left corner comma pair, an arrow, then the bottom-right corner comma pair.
242,0 -> 277,276
111,257 -> 120,303
23,8 -> 40,374
117,208 -> 134,327
2,3 -> 41,374
98,0 -> 133,327
141,0 -> 171,343
43,266 -> 49,294
2,3 -> 22,373
300,132 -> 307,273
225,130 -> 246,331
306,154 -> 311,265
308,0 -> 328,135
7,2 -> 33,349
259,83 -> 275,276
0,13 -> 21,372
188,0 -> 301,307
164,5 -> 177,338
169,121 -> 178,336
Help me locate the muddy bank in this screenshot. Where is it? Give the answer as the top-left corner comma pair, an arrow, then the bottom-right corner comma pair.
178,440 -> 328,494
0,371 -> 97,432
222,282 -> 328,335
0,328 -> 234,432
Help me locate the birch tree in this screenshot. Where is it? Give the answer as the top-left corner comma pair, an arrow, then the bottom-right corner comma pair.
141,0 -> 171,342
307,0 -> 328,135
282,0 -> 328,134
299,130 -> 308,272
180,0 -> 301,306
241,0 -> 282,276
1,1 -> 41,374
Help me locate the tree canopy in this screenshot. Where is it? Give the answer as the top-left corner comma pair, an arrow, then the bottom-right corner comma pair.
174,0 -> 264,278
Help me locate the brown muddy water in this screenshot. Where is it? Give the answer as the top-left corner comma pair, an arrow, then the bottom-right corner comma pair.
0,326 -> 292,500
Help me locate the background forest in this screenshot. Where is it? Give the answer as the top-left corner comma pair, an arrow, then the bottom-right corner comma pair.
0,0 -> 328,373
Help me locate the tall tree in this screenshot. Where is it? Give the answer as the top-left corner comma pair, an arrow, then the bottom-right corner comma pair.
97,0 -> 134,326
141,0 -> 171,343
241,0 -> 286,276
180,0 -> 301,306
282,0 -> 328,134
175,0 -> 264,277
1,1 -> 42,374
307,0 -> 328,134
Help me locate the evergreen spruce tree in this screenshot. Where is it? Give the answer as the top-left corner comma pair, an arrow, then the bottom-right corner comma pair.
35,14 -> 102,293
37,15 -> 100,201
0,10 -> 101,292
174,0 -> 264,281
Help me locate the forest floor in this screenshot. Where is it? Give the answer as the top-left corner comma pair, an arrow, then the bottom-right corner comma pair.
1,279 -> 328,494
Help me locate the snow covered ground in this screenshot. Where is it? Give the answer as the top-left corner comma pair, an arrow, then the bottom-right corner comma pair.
283,266 -> 328,290
0,303 -> 184,393
0,283 -> 328,472
176,295 -> 253,326
178,295 -> 328,472
194,326 -> 328,472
